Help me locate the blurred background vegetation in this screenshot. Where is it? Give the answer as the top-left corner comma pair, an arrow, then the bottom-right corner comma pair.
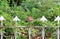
0,0 -> 60,26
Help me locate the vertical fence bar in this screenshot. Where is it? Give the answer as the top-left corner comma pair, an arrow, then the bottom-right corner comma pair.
15,26 -> 17,39
15,31 -> 17,39
0,16 -> 5,39
1,21 -> 3,39
13,16 -> 20,39
57,26 -> 59,39
28,28 -> 31,39
42,27 -> 45,39
14,21 -> 17,39
11,36 -> 12,39
1,32 -> 3,39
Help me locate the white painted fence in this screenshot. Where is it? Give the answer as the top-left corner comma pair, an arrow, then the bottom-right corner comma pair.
0,16 -> 60,39
0,26 -> 60,39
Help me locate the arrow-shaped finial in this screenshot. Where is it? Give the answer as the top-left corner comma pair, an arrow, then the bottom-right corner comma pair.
40,16 -> 47,22
54,16 -> 60,21
13,16 -> 20,21
0,16 -> 5,21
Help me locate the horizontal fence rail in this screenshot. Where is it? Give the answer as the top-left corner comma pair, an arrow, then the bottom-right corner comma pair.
0,26 -> 60,39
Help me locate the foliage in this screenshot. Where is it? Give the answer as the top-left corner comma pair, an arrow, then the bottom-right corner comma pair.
0,0 -> 60,26
0,0 -> 60,39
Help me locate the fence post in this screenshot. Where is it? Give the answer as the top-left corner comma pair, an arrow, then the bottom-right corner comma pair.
0,16 -> 5,39
28,27 -> 31,39
42,27 -> 45,39
54,16 -> 60,39
57,26 -> 59,39
13,16 -> 20,39
40,16 -> 47,39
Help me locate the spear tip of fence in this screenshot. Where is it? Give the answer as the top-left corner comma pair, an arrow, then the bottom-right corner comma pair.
54,16 -> 60,21
0,16 -> 5,21
13,16 -> 20,21
40,16 -> 47,22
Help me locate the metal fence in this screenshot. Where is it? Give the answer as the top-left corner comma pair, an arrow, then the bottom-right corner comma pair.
0,16 -> 60,39
0,26 -> 60,39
